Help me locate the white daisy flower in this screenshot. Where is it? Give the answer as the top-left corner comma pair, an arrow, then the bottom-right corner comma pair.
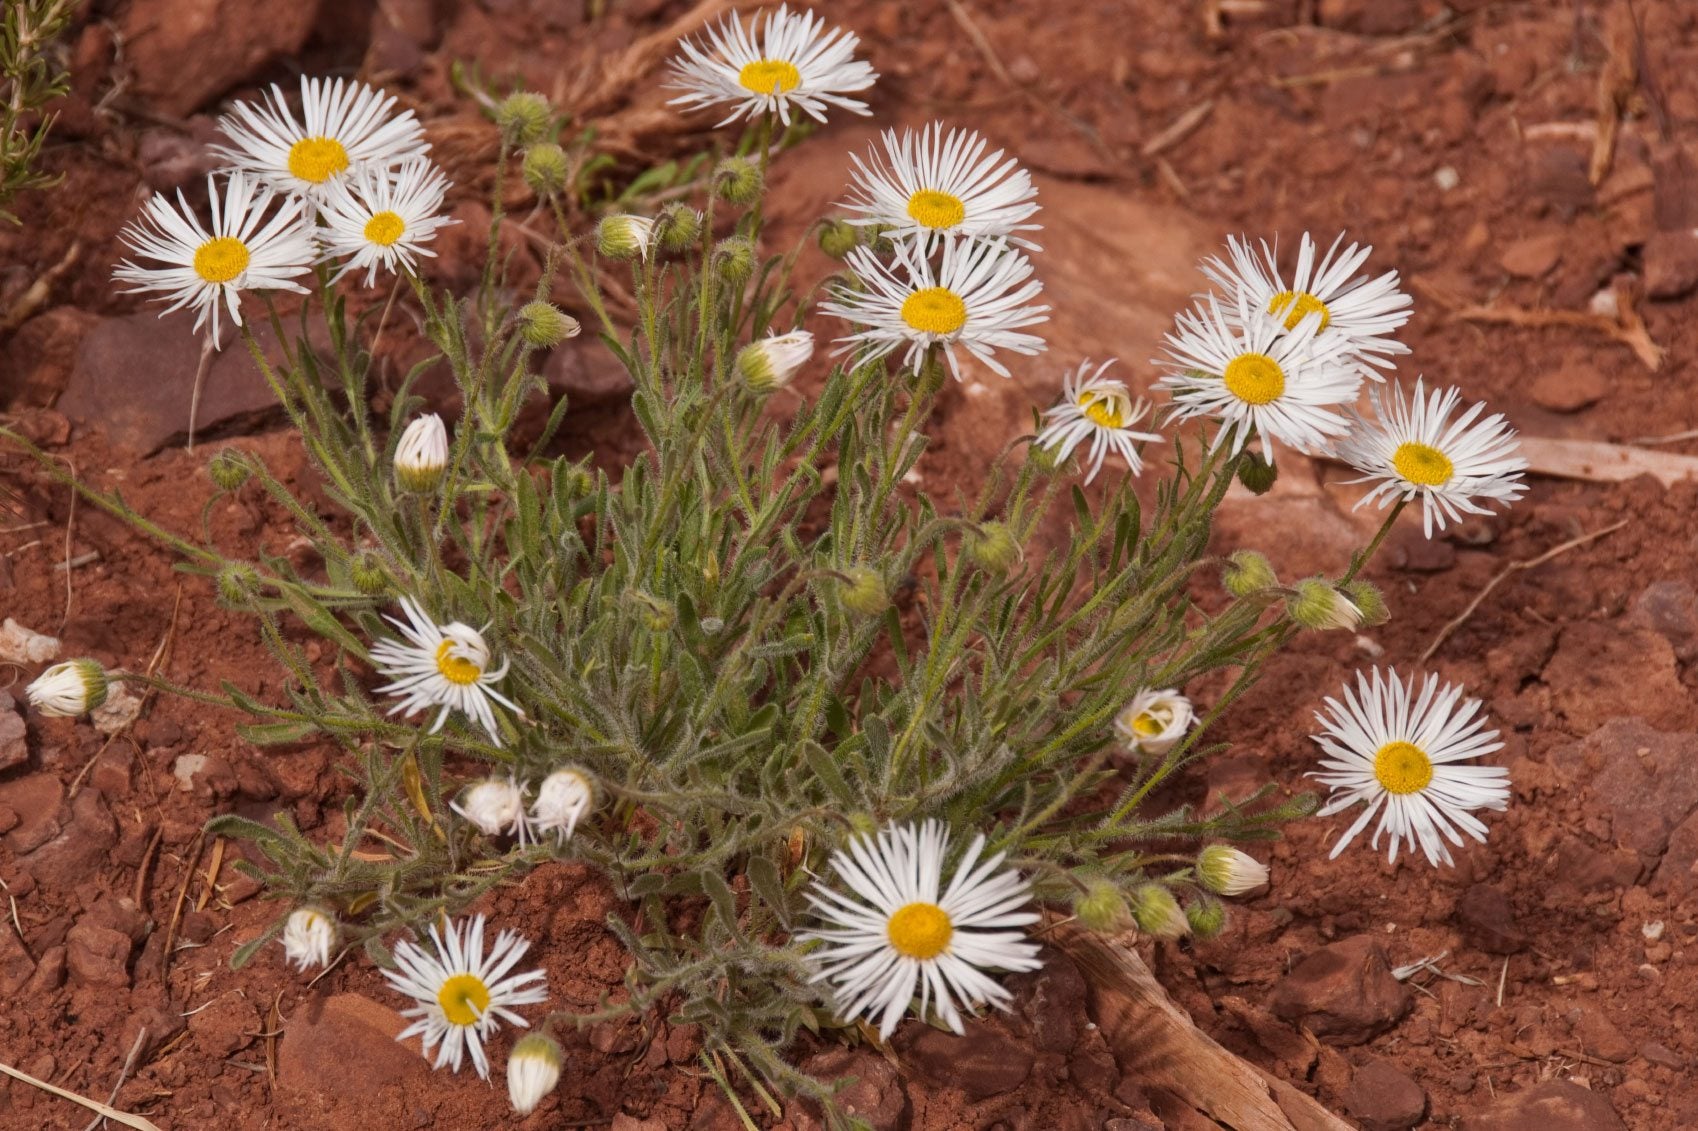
1309,667 -> 1511,868
843,123 -> 1040,251
452,777 -> 531,847
507,1033 -> 563,1116
1201,232 -> 1412,375
25,659 -> 109,717
113,171 -> 315,343
800,819 -> 1042,1040
823,237 -> 1048,382
215,75 -> 429,198
667,3 -> 877,128
1113,688 -> 1194,757
383,914 -> 549,1079
1035,359 -> 1163,483
532,768 -> 595,843
1156,291 -> 1359,461
282,905 -> 339,971
1336,379 -> 1528,537
368,597 -> 521,745
317,158 -> 454,287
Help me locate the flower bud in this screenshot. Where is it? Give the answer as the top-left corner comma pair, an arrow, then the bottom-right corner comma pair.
282,905 -> 339,971
865,223 -> 898,255
1237,449 -> 1278,495
451,777 -> 530,843
494,91 -> 553,146
507,1033 -> 563,1115
736,330 -> 814,394
817,219 -> 859,259
965,521 -> 1022,574
216,563 -> 261,607
1344,579 -> 1390,627
712,235 -> 755,285
1222,550 -> 1278,598
518,301 -> 580,349
1186,897 -> 1228,939
1130,883 -> 1190,940
208,449 -> 250,491
532,768 -> 594,843
1287,578 -> 1362,631
846,812 -> 880,838
713,155 -> 764,205
1114,688 -> 1194,757
1074,880 -> 1131,933
597,214 -> 655,260
25,659 -> 108,717
656,202 -> 702,252
350,551 -> 390,596
394,413 -> 449,493
839,567 -> 887,617
1196,845 -> 1269,896
521,142 -> 570,197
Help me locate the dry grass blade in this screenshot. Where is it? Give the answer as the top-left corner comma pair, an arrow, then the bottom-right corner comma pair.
0,1059 -> 162,1131
1420,520 -> 1628,663
1142,100 -> 1214,159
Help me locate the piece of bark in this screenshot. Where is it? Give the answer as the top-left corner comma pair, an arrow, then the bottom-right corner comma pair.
1054,922 -> 1354,1131
1518,436 -> 1698,486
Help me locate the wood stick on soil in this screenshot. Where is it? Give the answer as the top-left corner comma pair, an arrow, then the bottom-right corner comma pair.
1053,920 -> 1354,1131
159,829 -> 206,979
0,1060 -> 162,1131
1420,519 -> 1628,663
80,1026 -> 149,1131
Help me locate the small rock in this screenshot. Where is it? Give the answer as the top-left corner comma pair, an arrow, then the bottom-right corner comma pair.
22,787 -> 117,887
1643,229 -> 1698,300
544,341 -> 635,407
0,618 -> 60,663
1656,809 -> 1698,896
1270,935 -> 1411,1046
1529,365 -> 1607,412
1543,623 -> 1687,735
0,773 -> 64,854
90,744 -> 133,798
138,122 -> 223,193
188,990 -> 262,1058
0,695 -> 26,772
1640,1041 -> 1684,1069
903,1024 -> 1035,1101
608,1117 -> 666,1131
1634,580 -> 1698,661
66,921 -> 132,987
1019,955 -> 1088,1053
1572,1008 -> 1633,1064
120,1004 -> 187,1063
1550,719 -> 1698,859
1343,1059 -> 1427,1131
0,307 -> 100,408
92,681 -> 144,735
1456,885 -> 1525,954
277,994 -> 432,1126
119,0 -> 323,117
24,945 -> 66,994
797,1048 -> 907,1131
0,919 -> 35,994
1499,234 -> 1563,279
1459,1079 -> 1627,1131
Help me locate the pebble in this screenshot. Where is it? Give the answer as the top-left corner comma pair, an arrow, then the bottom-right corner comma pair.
1498,233 -> 1563,279
1551,719 -> 1698,860
1343,1059 -> 1427,1131
1459,1079 -> 1627,1131
796,1048 -> 907,1131
1270,935 -> 1412,1046
902,1023 -> 1035,1101
276,994 -> 431,1125
1643,229 -> 1698,300
1529,365 -> 1607,412
1456,884 -> 1526,954
1571,1008 -> 1634,1063
1634,580 -> 1698,662
118,0 -> 322,117
0,693 -> 26,773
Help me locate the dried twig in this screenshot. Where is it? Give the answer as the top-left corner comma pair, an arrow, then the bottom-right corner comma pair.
0,1060 -> 162,1131
80,1026 -> 149,1131
1421,520 -> 1628,662
1447,298 -> 1663,372
1141,99 -> 1214,159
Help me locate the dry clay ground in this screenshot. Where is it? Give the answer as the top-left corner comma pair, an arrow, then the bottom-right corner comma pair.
4,0 -> 1698,1129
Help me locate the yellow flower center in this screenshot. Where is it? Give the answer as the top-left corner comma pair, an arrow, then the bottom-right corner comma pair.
364,210 -> 407,247
1080,390 -> 1129,430
436,972 -> 491,1027
900,287 -> 968,335
906,189 -> 966,230
192,236 -> 250,284
1131,711 -> 1163,737
1391,441 -> 1454,487
1268,290 -> 1332,332
1373,740 -> 1434,795
887,901 -> 953,960
287,136 -> 351,184
737,59 -> 801,95
435,639 -> 483,686
1222,352 -> 1285,406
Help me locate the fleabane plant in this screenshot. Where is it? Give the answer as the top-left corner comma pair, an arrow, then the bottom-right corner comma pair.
6,6 -> 1531,1126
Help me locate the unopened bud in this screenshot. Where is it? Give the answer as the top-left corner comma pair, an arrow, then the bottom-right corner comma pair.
209,449 -> 250,491
712,235 -> 755,285
597,214 -> 655,260
1287,578 -> 1362,631
1186,897 -> 1228,939
507,1033 -> 563,1115
736,330 -> 814,394
1222,550 -> 1278,598
966,521 -> 1022,574
657,202 -> 702,252
1344,579 -> 1390,627
713,156 -> 763,205
817,219 -> 859,259
1237,449 -> 1278,495
1131,883 -> 1190,940
217,562 -> 261,607
521,143 -> 570,197
1074,881 -> 1131,933
518,301 -> 580,349
1197,845 -> 1269,896
394,414 -> 449,493
494,92 -> 553,147
838,567 -> 887,617
350,551 -> 390,596
25,659 -> 108,717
